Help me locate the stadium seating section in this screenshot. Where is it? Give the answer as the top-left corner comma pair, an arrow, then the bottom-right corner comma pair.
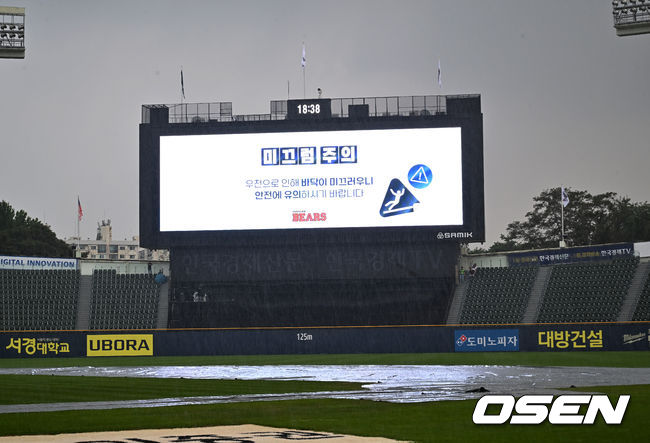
459,266 -> 538,324
632,267 -> 650,321
537,257 -> 638,323
0,269 -> 79,330
0,256 -> 648,330
89,269 -> 159,329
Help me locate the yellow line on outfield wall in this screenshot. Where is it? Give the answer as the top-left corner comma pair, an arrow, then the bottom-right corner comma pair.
4,320 -> 650,333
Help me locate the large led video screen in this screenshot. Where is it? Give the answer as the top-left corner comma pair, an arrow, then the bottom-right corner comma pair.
159,127 -> 463,232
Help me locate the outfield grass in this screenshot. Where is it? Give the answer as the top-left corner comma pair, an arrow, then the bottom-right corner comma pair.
1,352 -> 648,442
0,385 -> 647,442
0,375 -> 363,405
1,350 -> 650,368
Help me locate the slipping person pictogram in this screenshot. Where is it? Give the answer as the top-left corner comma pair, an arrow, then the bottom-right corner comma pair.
379,179 -> 420,217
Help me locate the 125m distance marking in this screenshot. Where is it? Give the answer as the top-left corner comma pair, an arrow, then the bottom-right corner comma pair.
297,332 -> 313,341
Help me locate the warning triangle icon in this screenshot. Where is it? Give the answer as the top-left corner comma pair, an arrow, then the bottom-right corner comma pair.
379,179 -> 420,218
410,166 -> 429,184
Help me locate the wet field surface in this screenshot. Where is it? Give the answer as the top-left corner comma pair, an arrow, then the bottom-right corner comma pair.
2,365 -> 650,413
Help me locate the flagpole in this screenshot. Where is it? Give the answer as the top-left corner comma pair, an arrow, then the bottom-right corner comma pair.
560,185 -> 564,248
76,196 -> 80,256
301,42 -> 306,99
560,196 -> 564,244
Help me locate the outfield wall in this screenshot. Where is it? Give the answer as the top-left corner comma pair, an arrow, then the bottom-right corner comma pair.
2,322 -> 649,358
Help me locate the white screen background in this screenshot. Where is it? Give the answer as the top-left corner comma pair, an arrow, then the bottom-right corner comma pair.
160,127 -> 463,231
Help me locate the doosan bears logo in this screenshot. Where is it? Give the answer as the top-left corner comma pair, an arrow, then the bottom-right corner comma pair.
292,211 -> 327,222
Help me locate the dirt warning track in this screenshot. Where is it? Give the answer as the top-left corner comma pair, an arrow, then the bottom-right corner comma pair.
0,424 -> 404,442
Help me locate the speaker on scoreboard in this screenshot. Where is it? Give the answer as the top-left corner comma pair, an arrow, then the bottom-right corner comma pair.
447,96 -> 481,116
149,106 -> 169,126
348,104 -> 369,119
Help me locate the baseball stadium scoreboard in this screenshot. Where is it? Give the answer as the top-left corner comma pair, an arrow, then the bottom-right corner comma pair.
140,95 -> 484,248
140,94 -> 483,327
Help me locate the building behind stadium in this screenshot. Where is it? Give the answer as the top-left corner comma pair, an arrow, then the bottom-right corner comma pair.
65,219 -> 169,262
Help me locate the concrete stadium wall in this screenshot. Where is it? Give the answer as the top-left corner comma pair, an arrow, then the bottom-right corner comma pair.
635,241 -> 650,258
459,254 -> 507,269
79,259 -> 169,276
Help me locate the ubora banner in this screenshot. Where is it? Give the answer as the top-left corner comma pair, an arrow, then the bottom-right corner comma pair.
87,334 -> 154,356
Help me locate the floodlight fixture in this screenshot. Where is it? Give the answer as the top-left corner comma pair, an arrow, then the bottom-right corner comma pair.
613,0 -> 650,36
0,6 -> 24,59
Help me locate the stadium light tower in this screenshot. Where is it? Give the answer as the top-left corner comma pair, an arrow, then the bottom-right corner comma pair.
613,0 -> 650,36
0,6 -> 24,59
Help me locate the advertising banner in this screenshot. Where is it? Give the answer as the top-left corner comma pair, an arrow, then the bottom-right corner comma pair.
454,329 -> 519,352
523,324 -> 650,352
1,333 -> 85,358
1,322 -> 649,358
507,243 -> 634,266
0,255 -> 77,270
86,334 -> 154,356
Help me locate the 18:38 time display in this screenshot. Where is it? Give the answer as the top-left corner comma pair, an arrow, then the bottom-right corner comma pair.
297,103 -> 321,114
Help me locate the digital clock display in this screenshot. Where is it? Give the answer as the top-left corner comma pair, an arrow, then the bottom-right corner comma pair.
287,99 -> 332,120
297,103 -> 321,114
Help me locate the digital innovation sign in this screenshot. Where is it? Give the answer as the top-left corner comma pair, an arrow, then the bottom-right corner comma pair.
159,127 -> 463,232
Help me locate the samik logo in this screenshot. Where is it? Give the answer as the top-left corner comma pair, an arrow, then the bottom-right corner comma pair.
87,334 -> 153,357
437,231 -> 473,240
473,395 -> 630,425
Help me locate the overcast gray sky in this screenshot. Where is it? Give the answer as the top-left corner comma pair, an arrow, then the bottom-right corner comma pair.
1,0 -> 648,246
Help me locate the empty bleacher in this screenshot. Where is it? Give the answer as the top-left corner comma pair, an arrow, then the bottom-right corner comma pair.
89,269 -> 159,329
0,269 -> 79,330
0,252 -> 647,330
537,257 -> 638,323
458,266 -> 538,324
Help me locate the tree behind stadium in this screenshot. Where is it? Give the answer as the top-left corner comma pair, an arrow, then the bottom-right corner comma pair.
0,200 -> 72,258
490,188 -> 650,252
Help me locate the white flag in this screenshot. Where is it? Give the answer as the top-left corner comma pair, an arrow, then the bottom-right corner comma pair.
437,59 -> 442,88
561,187 -> 569,207
301,43 -> 306,68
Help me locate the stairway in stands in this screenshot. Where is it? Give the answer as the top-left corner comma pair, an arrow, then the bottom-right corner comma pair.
618,261 -> 650,321
522,266 -> 551,323
75,275 -> 92,330
445,280 -> 469,324
156,280 -> 170,329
